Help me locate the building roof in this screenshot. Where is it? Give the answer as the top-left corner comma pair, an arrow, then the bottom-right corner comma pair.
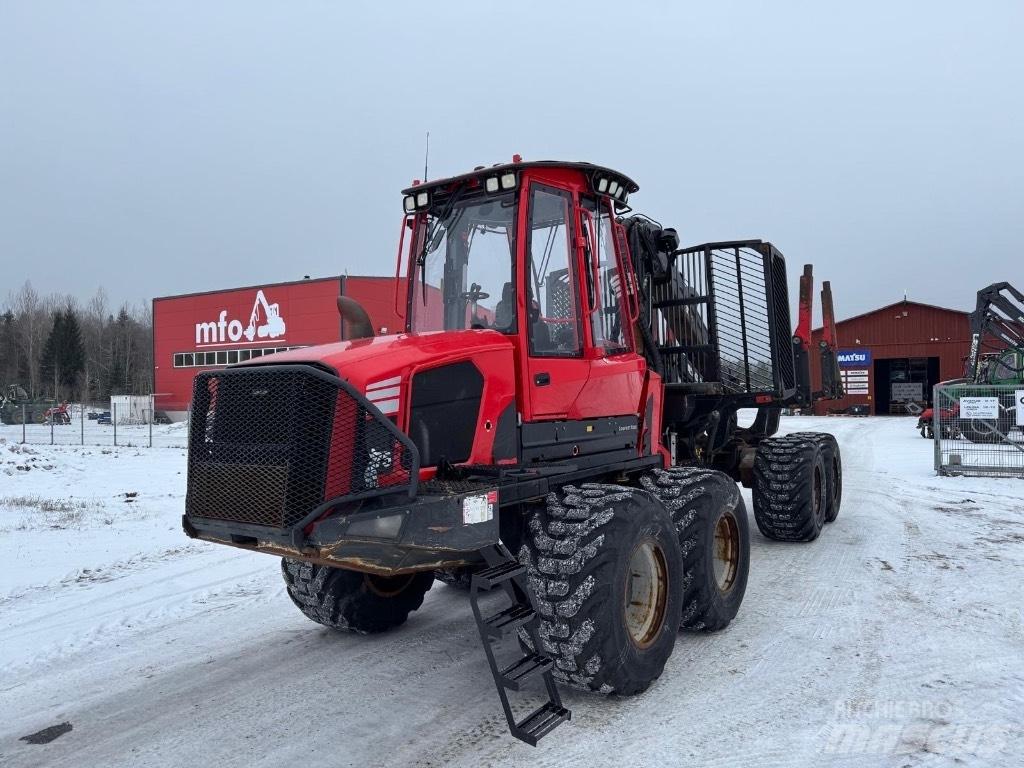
814,299 -> 968,333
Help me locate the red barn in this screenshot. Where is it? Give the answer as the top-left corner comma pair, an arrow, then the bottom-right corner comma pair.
809,300 -> 971,415
153,276 -> 402,420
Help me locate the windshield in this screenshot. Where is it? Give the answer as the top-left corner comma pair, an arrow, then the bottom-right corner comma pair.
411,192 -> 517,333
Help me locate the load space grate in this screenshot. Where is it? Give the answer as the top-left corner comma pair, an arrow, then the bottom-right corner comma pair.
647,240 -> 790,396
186,365 -> 416,530
708,245 -> 776,395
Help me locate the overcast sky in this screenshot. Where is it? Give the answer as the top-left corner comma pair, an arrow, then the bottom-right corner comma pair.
2,1 -> 1022,320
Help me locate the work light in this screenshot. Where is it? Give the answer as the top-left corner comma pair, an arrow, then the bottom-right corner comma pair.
403,195 -> 415,213
416,191 -> 429,208
486,176 -> 500,193
596,177 -> 609,193
500,172 -> 516,190
608,180 -> 620,197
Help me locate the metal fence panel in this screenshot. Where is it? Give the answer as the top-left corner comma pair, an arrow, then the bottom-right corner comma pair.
933,383 -> 1024,478
0,400 -> 188,450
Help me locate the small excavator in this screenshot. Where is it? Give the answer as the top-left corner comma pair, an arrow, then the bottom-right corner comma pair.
242,289 -> 287,342
943,282 -> 1024,442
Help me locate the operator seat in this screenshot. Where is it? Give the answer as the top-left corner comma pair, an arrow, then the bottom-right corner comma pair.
528,299 -> 553,352
493,282 -> 515,332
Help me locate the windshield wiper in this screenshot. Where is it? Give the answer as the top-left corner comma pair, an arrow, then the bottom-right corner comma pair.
418,182 -> 469,305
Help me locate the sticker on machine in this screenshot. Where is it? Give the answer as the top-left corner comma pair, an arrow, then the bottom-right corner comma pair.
462,491 -> 497,525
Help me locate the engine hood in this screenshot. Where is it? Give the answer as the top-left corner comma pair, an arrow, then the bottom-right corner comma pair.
239,329 -> 515,392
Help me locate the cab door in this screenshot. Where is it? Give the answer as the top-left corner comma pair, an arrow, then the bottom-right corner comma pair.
572,196 -> 646,418
523,183 -> 591,419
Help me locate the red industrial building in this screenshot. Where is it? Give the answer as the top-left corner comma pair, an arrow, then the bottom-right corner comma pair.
809,299 -> 971,415
153,276 -> 401,420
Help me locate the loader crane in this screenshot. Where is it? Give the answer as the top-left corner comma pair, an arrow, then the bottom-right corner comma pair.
182,158 -> 844,745
949,282 -> 1024,443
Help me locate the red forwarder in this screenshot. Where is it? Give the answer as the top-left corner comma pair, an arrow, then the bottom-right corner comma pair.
153,276 -> 403,420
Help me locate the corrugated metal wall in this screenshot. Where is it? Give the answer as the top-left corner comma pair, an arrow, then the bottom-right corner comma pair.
810,301 -> 970,414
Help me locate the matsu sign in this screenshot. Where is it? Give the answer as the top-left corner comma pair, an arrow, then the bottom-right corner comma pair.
959,397 -> 1000,420
837,349 -> 872,367
195,289 -> 287,347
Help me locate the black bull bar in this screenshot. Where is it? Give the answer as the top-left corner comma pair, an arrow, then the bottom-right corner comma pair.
182,364 -> 499,575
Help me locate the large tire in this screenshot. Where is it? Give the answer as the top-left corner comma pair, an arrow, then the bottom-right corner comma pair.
960,419 -> 1007,444
790,431 -> 842,523
281,558 -> 433,634
752,434 -> 828,542
639,467 -> 750,632
518,484 -> 683,695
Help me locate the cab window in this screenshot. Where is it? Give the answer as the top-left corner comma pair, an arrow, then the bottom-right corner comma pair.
581,196 -> 631,355
526,185 -> 581,356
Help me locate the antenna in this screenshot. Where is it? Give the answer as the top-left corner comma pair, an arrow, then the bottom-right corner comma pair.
423,131 -> 430,182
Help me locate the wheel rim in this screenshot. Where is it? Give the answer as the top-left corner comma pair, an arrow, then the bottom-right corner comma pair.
624,539 -> 670,649
364,573 -> 414,597
713,511 -> 740,594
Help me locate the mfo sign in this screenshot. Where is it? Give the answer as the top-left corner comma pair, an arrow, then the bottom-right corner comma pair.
195,290 -> 287,347
837,348 -> 872,367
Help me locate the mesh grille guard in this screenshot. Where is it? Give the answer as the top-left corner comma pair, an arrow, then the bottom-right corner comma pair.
185,364 -> 419,539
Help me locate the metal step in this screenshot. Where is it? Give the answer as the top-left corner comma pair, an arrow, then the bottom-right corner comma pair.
515,702 -> 571,746
482,604 -> 536,637
469,544 -> 569,745
472,560 -> 526,589
500,653 -> 554,691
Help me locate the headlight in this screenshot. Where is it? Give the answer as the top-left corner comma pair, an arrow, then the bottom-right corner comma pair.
346,512 -> 404,539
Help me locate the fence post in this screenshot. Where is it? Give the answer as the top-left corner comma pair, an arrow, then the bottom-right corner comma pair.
50,410 -> 54,445
932,384 -> 942,474
81,402 -> 85,446
148,405 -> 153,449
113,402 -> 117,446
22,404 -> 26,444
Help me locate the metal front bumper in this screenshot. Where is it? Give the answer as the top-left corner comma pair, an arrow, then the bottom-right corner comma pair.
183,484 -> 500,576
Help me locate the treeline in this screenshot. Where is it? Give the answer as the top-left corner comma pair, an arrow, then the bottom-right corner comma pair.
1,282 -> 153,403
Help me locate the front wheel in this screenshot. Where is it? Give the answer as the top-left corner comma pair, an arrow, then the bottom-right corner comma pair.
281,559 -> 433,634
518,484 -> 683,695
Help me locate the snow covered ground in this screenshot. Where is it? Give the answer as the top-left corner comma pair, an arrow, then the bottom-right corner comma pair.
1,417 -> 1022,767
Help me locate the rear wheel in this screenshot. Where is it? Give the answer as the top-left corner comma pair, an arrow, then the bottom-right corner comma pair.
281,558 -> 433,633
752,435 -> 828,541
790,432 -> 842,523
518,484 -> 683,695
639,467 -> 750,631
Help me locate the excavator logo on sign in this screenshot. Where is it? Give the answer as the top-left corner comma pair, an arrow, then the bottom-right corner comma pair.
195,289 -> 287,346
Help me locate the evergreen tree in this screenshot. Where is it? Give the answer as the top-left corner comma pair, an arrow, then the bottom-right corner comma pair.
40,307 -> 86,400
